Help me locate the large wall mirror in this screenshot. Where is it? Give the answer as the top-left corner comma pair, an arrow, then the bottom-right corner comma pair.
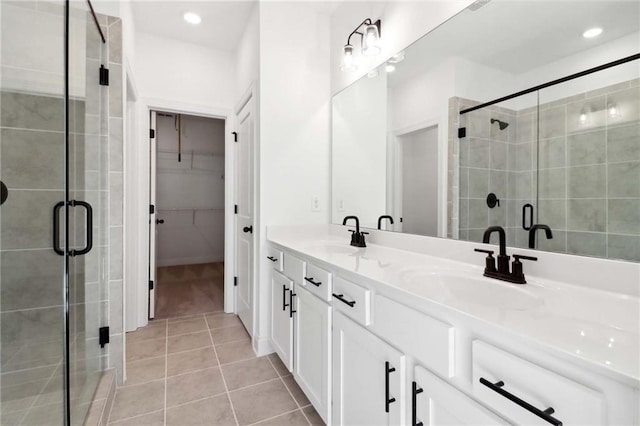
331,0 -> 640,262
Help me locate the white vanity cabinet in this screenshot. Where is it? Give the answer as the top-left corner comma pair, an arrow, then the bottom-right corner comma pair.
412,365 -> 508,426
271,270 -> 294,370
332,311 -> 406,426
294,284 -> 331,422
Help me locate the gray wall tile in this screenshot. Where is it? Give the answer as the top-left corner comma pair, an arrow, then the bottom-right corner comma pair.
568,165 -> 605,198
538,168 -> 566,199
1,92 -> 63,131
1,190 -> 63,250
468,168 -> 489,198
607,123 -> 639,163
608,199 -> 640,235
567,199 -> 606,232
608,234 -> 640,262
566,231 -> 607,257
567,130 -> 606,166
608,162 -> 640,198
538,137 -> 565,169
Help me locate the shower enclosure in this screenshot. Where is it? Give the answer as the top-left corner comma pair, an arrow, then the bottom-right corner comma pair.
457,55 -> 640,262
1,0 -> 110,423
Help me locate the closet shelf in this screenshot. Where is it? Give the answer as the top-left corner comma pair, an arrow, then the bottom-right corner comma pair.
158,207 -> 224,212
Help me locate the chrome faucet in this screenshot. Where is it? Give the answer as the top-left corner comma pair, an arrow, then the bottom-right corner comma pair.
475,226 -> 537,284
343,216 -> 367,247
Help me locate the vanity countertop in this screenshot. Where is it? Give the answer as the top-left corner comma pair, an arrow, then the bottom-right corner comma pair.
267,225 -> 640,388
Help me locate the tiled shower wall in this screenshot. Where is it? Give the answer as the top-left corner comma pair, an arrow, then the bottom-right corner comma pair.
528,79 -> 640,261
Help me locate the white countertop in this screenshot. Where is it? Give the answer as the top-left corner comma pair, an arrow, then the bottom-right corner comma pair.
267,225 -> 640,388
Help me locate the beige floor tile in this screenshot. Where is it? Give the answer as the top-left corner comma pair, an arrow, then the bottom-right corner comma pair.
167,317 -> 208,336
230,379 -> 298,425
123,356 -> 166,387
211,324 -> 250,345
255,409 -> 310,426
216,338 -> 256,365
167,313 -> 204,323
206,313 -> 242,330
268,353 -> 290,377
109,409 -> 164,425
126,338 -> 166,362
166,347 -> 217,377
166,394 -> 235,426
166,367 -> 226,407
167,331 -> 212,354
21,402 -> 64,425
282,375 -> 311,407
125,323 -> 166,344
109,380 -> 165,422
222,357 -> 278,391
302,405 -> 325,426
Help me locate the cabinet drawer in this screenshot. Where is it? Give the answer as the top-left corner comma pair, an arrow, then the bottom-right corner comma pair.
283,252 -> 305,285
302,263 -> 332,302
472,341 -> 605,425
374,295 -> 455,378
266,247 -> 283,271
331,277 -> 370,326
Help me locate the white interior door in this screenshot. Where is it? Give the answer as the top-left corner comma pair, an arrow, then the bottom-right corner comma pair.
235,95 -> 254,333
148,110 -> 157,319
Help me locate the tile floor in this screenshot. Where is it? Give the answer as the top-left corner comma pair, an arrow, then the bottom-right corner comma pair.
155,263 -> 225,319
108,312 -> 324,425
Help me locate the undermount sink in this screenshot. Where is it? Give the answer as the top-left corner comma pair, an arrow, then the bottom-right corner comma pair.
400,269 -> 544,311
300,240 -> 360,255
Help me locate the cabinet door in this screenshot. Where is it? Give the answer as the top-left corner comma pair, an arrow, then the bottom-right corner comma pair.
294,286 -> 331,424
413,365 -> 506,426
271,271 -> 294,371
333,312 -> 405,426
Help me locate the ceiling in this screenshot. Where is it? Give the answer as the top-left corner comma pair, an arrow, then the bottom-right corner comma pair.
130,0 -> 343,51
388,0 -> 640,86
131,1 -> 257,51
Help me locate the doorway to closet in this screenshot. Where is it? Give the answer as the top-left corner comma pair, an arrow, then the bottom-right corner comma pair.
150,111 -> 227,319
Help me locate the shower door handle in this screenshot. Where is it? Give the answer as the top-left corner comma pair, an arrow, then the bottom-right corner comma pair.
53,201 -> 65,256
70,200 -> 93,256
522,203 -> 533,231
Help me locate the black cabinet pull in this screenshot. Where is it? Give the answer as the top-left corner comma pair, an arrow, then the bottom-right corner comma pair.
289,291 -> 296,318
53,201 -> 65,256
304,277 -> 322,287
243,225 -> 253,233
385,361 -> 396,413
479,378 -> 562,426
267,256 -> 278,262
412,381 -> 424,426
522,204 -> 534,231
332,293 -> 356,307
282,285 -> 289,311
70,200 -> 93,256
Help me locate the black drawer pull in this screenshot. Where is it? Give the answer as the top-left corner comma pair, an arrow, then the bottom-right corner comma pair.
412,381 -> 424,426
479,378 -> 562,426
282,285 -> 289,311
289,291 -> 297,318
332,293 -> 355,307
267,256 -> 278,262
385,361 -> 396,413
304,277 -> 322,287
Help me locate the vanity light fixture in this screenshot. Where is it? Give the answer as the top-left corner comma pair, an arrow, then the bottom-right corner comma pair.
578,106 -> 590,125
607,102 -> 620,118
341,18 -> 382,72
183,12 -> 202,25
582,27 -> 602,38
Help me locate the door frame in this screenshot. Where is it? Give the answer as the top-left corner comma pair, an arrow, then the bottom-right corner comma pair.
389,118 -> 446,238
128,97 -> 235,329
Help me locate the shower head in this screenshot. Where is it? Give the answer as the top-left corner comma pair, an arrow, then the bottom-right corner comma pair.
490,118 -> 509,130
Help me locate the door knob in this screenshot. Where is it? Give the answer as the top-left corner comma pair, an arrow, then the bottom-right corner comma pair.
156,219 -> 165,224
243,226 -> 253,233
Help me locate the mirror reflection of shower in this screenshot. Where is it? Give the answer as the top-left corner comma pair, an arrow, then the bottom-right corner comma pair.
490,118 -> 509,130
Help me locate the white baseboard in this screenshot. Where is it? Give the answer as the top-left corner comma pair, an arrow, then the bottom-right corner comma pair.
253,336 -> 274,357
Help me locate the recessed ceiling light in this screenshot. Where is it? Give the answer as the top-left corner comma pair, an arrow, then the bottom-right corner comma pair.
582,27 -> 602,38
183,12 -> 202,25
385,63 -> 396,73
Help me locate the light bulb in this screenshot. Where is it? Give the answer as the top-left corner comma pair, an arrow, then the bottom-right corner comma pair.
341,45 -> 357,72
183,12 -> 201,25
608,103 -> 620,118
385,63 -> 395,73
582,27 -> 602,38
362,23 -> 381,56
579,106 -> 589,125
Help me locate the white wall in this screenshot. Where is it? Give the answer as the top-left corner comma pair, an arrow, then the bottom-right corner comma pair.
255,1 -> 331,351
235,4 -> 259,98
330,0 -> 473,94
135,32 -> 236,109
155,114 -> 226,267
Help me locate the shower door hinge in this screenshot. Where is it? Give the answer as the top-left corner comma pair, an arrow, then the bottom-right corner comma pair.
99,327 -> 110,348
99,65 -> 109,86
234,204 -> 238,214
149,280 -> 154,290
234,276 -> 238,287
458,127 -> 466,138
150,129 -> 155,139
232,132 -> 238,142
150,204 -> 155,214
